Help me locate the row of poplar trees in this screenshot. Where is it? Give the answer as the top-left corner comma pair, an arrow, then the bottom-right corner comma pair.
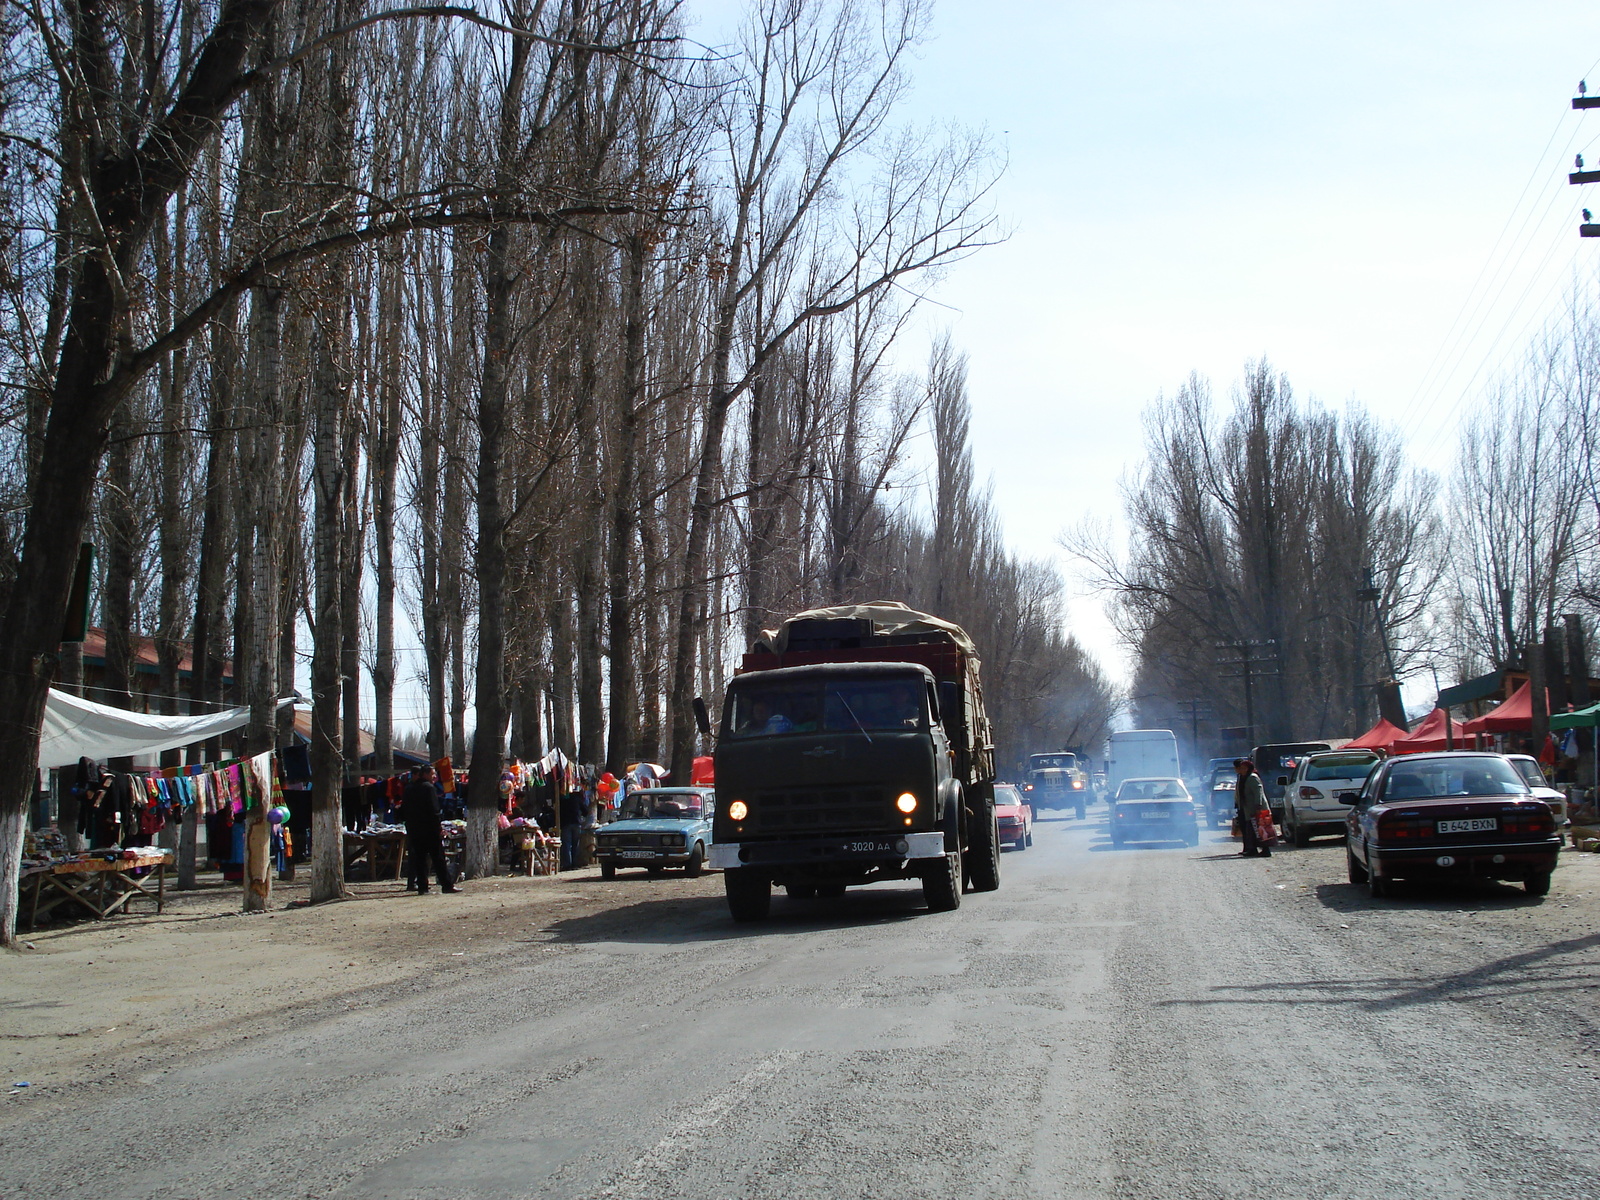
0,0 -> 1113,942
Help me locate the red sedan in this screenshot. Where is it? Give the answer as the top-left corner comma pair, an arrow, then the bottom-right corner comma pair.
994,783 -> 1034,851
1343,752 -> 1561,897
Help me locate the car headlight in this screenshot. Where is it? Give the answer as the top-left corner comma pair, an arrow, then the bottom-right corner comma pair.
727,800 -> 748,821
896,793 -> 918,814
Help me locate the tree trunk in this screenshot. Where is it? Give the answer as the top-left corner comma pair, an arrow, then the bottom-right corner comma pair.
605,232 -> 648,772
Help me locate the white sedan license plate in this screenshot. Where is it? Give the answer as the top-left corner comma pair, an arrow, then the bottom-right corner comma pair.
620,850 -> 656,859
1437,818 -> 1497,834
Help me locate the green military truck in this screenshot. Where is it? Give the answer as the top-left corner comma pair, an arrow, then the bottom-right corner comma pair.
705,603 -> 1001,920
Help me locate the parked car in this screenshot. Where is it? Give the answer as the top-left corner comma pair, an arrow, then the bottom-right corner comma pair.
1504,754 -> 1569,842
1282,749 -> 1382,846
1205,765 -> 1236,829
1342,752 -> 1560,897
1110,777 -> 1199,847
1252,742 -> 1332,823
994,783 -> 1034,850
594,787 -> 715,879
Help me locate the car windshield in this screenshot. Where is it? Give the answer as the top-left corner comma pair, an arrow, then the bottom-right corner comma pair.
1305,755 -> 1379,782
1379,758 -> 1530,800
1511,759 -> 1549,788
1209,769 -> 1235,788
621,791 -> 706,820
994,785 -> 1023,805
1030,754 -> 1076,770
1117,778 -> 1188,800
723,677 -> 925,739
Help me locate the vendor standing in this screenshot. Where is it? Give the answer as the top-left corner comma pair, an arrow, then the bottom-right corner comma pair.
402,764 -> 458,894
1234,757 -> 1272,859
558,788 -> 589,871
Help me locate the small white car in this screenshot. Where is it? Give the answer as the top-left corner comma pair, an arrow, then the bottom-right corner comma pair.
1505,754 -> 1569,843
1281,749 -> 1381,847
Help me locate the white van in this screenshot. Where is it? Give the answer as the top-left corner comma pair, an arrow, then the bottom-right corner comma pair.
1107,730 -> 1181,794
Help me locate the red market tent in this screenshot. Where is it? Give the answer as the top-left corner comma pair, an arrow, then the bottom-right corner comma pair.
691,755 -> 715,785
1388,707 -> 1473,754
1344,718 -> 1408,750
1459,679 -> 1545,735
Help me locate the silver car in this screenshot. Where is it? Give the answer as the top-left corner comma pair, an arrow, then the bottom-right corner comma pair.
1281,749 -> 1381,846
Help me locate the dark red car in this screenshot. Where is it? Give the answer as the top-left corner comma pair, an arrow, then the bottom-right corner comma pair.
1342,752 -> 1561,898
994,783 -> 1034,851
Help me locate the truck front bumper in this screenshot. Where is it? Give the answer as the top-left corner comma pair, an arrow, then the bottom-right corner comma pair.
709,831 -> 945,871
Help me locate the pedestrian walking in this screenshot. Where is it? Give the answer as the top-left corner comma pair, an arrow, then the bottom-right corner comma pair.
402,764 -> 458,894
559,788 -> 589,871
1234,757 -> 1272,858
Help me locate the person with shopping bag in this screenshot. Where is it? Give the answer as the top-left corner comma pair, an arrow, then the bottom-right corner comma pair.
1234,758 -> 1274,858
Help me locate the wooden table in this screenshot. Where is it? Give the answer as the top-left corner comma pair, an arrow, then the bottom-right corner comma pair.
343,830 -> 408,880
21,853 -> 172,930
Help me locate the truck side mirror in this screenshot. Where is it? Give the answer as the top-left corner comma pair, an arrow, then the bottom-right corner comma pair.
692,697 -> 711,737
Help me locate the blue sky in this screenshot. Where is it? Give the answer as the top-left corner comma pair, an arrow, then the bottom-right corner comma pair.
799,0 -> 1600,685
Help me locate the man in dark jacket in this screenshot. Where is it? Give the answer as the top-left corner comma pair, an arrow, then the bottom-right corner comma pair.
559,788 -> 589,871
402,764 -> 458,894
1234,758 -> 1272,858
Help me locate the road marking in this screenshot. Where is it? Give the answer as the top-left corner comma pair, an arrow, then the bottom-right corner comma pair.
597,1051 -> 800,1199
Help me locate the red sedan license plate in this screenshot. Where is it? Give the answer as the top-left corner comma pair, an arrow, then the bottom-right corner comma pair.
1437,818 -> 1496,834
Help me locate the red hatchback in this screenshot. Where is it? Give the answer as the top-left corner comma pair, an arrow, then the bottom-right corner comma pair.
994,783 -> 1034,851
1342,752 -> 1561,897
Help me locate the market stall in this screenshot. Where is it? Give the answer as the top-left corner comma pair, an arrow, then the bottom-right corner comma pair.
19,847 -> 174,930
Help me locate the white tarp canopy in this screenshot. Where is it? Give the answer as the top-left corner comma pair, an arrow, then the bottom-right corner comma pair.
37,689 -> 282,769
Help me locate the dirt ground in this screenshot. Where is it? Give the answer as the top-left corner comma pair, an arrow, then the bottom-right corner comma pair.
0,864 -> 725,1089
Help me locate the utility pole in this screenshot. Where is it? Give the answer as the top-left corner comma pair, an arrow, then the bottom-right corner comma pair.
1569,82 -> 1600,236
1358,565 -> 1409,731
1216,640 -> 1280,744
1175,698 -> 1213,763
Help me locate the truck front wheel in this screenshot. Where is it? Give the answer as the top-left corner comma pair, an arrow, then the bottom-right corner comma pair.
967,804 -> 1001,893
724,869 -> 771,921
922,853 -> 962,912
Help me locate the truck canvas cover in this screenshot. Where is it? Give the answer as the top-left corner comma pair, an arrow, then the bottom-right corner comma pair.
753,602 -> 982,671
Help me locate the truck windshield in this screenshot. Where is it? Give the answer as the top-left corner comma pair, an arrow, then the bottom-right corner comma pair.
1030,755 -> 1076,770
725,678 -> 925,738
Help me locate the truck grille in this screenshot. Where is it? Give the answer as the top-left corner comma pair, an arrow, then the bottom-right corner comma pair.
750,786 -> 891,833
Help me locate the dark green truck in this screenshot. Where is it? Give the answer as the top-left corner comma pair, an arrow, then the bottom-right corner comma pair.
705,603 -> 1001,920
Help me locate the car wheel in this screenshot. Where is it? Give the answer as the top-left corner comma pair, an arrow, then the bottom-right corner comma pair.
1525,871 -> 1552,897
1075,802 -> 1086,820
725,869 -> 771,921
1185,831 -> 1199,847
1366,853 -> 1389,898
684,843 -> 705,878
600,862 -> 616,881
1025,830 -> 1034,848
1346,847 -> 1368,884
922,852 -> 961,912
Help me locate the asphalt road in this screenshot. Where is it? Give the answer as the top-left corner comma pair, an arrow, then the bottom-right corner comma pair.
7,808 -> 1600,1199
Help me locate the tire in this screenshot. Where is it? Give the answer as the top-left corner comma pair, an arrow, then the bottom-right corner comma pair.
1111,831 -> 1124,847
786,884 -> 816,899
1525,871 -> 1552,897
922,852 -> 962,912
1185,831 -> 1199,848
968,799 -> 1001,893
1346,847 -> 1367,884
1075,802 -> 1086,820
684,843 -> 705,878
1290,813 -> 1310,849
724,869 -> 771,921
1367,853 -> 1389,898
600,862 -> 616,881
1024,830 -> 1034,848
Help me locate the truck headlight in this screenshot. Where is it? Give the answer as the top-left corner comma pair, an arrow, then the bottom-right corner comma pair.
727,800 -> 748,821
896,793 -> 918,813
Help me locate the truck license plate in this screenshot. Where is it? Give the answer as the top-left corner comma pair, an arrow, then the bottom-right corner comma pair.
1437,818 -> 1497,834
841,840 -> 895,854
